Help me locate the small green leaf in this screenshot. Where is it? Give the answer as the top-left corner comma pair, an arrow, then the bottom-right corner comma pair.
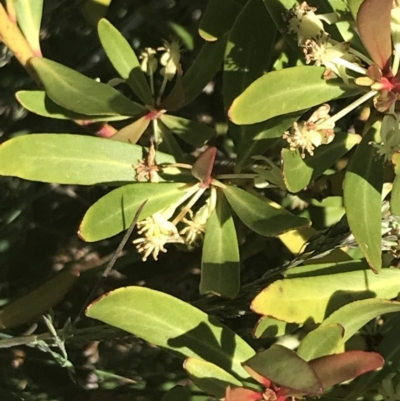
0,269 -> 79,329
228,67 -> 363,124
183,34 -> 229,105
0,134 -> 178,185
79,182 -> 188,242
14,0 -> 43,55
253,316 -> 299,339
162,386 -> 190,401
98,19 -> 153,106
200,191 -> 240,298
244,345 -> 322,395
282,132 -> 361,193
16,90 -> 131,121
184,358 -> 242,398
344,120 -> 383,272
391,153 -> 400,215
30,57 -> 148,116
168,22 -> 194,50
297,324 -> 344,361
199,0 -> 242,41
223,185 -> 310,236
160,114 -> 215,147
86,286 -> 255,379
251,268 -> 400,323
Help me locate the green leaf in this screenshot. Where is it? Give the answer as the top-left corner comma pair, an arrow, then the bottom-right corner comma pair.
244,345 -> 322,395
168,22 -> 194,50
79,182 -> 188,242
183,34 -> 228,105
184,358 -> 242,398
251,268 -> 400,323
16,90 -> 131,121
162,386 -> 190,401
253,316 -> 299,339
98,19 -> 153,106
160,114 -> 215,147
0,134 -> 178,185
14,0 -> 43,55
391,153 -> 400,215
157,121 -> 187,162
110,116 -> 150,143
0,269 -> 78,329
200,191 -> 240,298
344,120 -> 383,272
282,132 -> 361,193
223,185 -> 310,236
86,286 -> 255,379
348,0 -> 364,20
228,67 -> 363,124
30,57 -> 148,116
198,0 -> 242,41
297,324 -> 344,361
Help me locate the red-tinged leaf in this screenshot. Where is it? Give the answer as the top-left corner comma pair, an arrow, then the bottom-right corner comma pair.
110,116 -> 150,143
192,147 -> 216,187
225,387 -> 263,401
357,0 -> 392,71
243,345 -> 322,396
309,351 -> 384,390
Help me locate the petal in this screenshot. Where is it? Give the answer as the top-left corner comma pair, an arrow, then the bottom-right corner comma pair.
357,0 -> 392,71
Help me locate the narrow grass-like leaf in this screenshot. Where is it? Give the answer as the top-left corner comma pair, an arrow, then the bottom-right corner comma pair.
16,90 -> 131,121
344,120 -> 383,272
79,182 -> 189,241
98,19 -> 153,106
0,134 -> 178,185
30,57 -> 148,116
14,0 -> 43,55
200,191 -> 240,298
223,185 -> 310,236
184,358 -> 242,398
251,268 -> 400,323
282,132 -> 361,193
229,67 -> 362,124
86,286 -> 255,379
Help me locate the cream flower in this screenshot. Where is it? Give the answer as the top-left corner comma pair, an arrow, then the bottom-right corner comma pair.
159,39 -> 182,80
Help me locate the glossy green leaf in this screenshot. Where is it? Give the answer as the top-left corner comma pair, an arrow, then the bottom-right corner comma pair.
183,33 -> 228,105
244,345 -> 322,395
252,316 -> 299,339
184,358 -> 241,398
235,113 -> 302,172
86,286 -> 255,378
251,268 -> 400,323
391,153 -> 400,215
198,0 -> 242,41
320,298 -> 400,348
14,0 -> 43,55
98,19 -> 153,106
16,90 -> 131,121
223,185 -> 310,236
282,132 -> 361,193
0,134 -> 179,185
344,120 -> 383,272
110,116 -> 150,143
200,191 -> 240,298
30,57 -> 148,116
162,386 -> 190,401
79,182 -> 189,241
0,269 -> 79,329
228,67 -> 362,124
297,324 -> 344,361
160,114 -> 215,147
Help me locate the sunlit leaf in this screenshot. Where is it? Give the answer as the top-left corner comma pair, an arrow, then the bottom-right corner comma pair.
184,358 -> 242,398
30,57 -> 148,116
228,67 -> 362,124
343,120 -> 383,272
223,185 -> 310,236
251,268 -> 400,323
200,191 -> 240,298
110,116 -> 150,143
86,286 -> 255,378
252,316 -> 299,339
79,182 -> 189,241
98,19 -> 153,105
